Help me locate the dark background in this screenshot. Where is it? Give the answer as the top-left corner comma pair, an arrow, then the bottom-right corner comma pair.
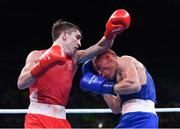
0,0 -> 180,128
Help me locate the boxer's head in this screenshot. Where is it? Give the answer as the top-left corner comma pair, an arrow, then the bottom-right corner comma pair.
93,50 -> 118,80
52,19 -> 82,42
52,19 -> 82,56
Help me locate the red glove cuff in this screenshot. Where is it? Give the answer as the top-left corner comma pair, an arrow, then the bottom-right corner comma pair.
104,24 -> 124,40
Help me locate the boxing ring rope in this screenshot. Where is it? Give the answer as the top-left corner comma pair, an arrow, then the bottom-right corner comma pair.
0,108 -> 180,114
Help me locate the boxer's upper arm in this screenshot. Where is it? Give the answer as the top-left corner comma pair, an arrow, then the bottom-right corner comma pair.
22,51 -> 40,73
17,51 -> 41,89
114,56 -> 141,94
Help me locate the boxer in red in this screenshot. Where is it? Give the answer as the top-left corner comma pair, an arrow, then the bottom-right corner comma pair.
17,9 -> 131,128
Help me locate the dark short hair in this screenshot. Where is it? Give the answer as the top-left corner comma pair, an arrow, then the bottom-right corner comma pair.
52,19 -> 82,41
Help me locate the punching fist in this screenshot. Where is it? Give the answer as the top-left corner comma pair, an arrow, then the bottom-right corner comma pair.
31,45 -> 67,78
104,9 -> 131,40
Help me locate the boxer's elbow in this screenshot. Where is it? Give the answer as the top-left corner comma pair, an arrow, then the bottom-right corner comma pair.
17,77 -> 30,90
17,71 -> 36,90
17,79 -> 25,90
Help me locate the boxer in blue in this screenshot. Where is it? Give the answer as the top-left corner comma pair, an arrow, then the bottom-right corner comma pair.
80,50 -> 159,128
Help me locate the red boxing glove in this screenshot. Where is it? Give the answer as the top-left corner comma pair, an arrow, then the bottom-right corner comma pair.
104,9 -> 131,40
31,45 -> 67,78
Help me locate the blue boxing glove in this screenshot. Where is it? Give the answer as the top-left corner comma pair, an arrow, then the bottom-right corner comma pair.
80,72 -> 115,95
81,59 -> 98,75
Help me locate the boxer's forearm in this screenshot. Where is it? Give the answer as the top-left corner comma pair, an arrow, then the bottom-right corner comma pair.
103,94 -> 121,114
